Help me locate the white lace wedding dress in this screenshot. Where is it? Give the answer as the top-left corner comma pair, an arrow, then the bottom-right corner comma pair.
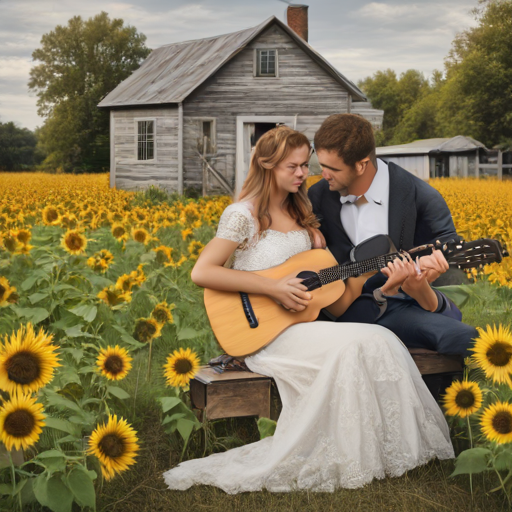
163,202 -> 454,493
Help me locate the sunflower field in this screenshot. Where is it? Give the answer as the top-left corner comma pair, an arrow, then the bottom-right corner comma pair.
0,173 -> 512,511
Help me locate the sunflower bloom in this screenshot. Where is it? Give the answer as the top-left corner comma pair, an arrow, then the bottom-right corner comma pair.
0,324 -> 61,394
111,223 -> 129,242
97,346 -> 133,381
14,229 -> 31,245
88,415 -> 139,480
481,401 -> 512,444
1,231 -> 22,254
41,206 -> 60,226
471,324 -> 512,387
0,277 -> 17,307
164,347 -> 200,388
0,394 -> 45,451
443,380 -> 483,417
181,228 -> 193,241
133,318 -> 162,344
131,227 -> 151,245
187,240 -> 204,260
98,286 -> 132,307
61,229 -> 87,255
151,302 -> 175,326
153,245 -> 173,265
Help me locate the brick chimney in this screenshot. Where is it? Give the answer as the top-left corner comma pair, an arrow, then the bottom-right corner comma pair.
287,4 -> 308,42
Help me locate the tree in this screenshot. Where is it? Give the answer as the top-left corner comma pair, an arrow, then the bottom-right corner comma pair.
435,0 -> 512,147
29,12 -> 151,172
0,122 -> 40,171
358,69 -> 430,145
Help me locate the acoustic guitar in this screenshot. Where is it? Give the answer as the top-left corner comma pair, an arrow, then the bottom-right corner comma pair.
204,238 -> 507,357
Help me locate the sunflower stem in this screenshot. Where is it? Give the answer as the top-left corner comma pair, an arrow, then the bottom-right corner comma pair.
494,468 -> 511,506
146,341 -> 153,382
466,415 -> 474,499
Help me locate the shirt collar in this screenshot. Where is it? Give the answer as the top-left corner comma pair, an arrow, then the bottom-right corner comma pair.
364,159 -> 389,205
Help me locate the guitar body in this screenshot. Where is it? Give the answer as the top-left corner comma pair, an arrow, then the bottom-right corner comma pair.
204,249 -> 344,357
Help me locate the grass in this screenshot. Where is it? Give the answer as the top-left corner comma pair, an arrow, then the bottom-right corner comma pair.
93,279 -> 512,511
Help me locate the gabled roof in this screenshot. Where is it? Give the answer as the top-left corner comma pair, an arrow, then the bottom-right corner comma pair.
376,136 -> 487,156
98,16 -> 366,108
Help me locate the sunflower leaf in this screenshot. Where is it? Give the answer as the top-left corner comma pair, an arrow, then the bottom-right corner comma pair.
68,303 -> 98,323
257,417 -> 277,439
66,466 -> 96,509
106,386 -> 130,399
44,417 -> 81,437
21,269 -> 48,291
64,324 -> 95,338
494,450 -> 512,472
33,473 -> 74,512
29,292 -> 50,304
177,327 -> 207,341
159,397 -> 183,413
451,447 -> 492,476
12,306 -> 50,324
176,418 -> 196,444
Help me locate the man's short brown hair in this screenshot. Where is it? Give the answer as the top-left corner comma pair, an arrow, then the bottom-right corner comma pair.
314,114 -> 375,168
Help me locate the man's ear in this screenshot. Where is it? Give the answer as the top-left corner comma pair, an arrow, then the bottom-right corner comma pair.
355,157 -> 370,175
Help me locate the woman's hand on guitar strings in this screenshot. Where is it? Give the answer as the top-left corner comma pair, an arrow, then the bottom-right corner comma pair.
271,274 -> 312,313
380,254 -> 410,296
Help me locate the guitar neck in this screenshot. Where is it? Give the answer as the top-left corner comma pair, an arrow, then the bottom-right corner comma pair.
318,252 -> 400,285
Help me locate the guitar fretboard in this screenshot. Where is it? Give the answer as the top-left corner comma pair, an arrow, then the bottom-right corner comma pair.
318,252 -> 400,285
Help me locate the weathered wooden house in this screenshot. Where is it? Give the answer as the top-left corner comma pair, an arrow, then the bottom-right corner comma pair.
376,136 -> 488,180
98,7 -> 374,195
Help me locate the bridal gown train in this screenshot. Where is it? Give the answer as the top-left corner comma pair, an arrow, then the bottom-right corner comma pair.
163,202 -> 454,493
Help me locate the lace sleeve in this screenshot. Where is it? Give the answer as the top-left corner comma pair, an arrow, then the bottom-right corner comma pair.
216,204 -> 253,245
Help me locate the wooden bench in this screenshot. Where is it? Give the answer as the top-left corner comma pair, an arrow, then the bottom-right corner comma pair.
190,349 -> 463,421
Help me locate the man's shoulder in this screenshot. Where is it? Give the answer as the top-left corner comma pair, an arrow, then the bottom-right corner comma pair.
308,178 -> 330,199
388,161 -> 439,197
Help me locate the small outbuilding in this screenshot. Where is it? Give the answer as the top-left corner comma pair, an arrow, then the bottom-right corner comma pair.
98,8 -> 381,195
376,136 -> 488,180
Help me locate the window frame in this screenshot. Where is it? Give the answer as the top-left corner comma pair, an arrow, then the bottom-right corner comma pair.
134,118 -> 157,162
194,117 -> 217,155
254,49 -> 279,79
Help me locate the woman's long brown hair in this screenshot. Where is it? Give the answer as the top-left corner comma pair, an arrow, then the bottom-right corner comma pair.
238,126 -> 319,240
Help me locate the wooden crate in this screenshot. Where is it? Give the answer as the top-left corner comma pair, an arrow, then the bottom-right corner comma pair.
190,366 -> 273,420
190,350 -> 462,421
408,349 -> 463,375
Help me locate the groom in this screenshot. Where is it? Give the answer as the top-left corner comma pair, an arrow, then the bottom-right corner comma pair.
308,114 -> 477,358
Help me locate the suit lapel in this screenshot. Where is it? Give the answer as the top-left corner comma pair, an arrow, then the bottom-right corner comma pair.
388,163 -> 412,250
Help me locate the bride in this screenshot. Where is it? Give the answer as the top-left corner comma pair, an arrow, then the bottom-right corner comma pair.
163,127 -> 454,493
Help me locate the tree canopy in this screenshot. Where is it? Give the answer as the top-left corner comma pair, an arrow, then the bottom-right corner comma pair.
0,122 -> 40,171
29,12 -> 151,172
359,0 -> 512,148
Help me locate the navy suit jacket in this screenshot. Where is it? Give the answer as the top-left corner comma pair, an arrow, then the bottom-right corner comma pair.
308,162 -> 460,322
307,161 -> 458,265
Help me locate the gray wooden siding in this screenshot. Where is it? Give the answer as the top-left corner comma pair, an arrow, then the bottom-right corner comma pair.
112,108 -> 179,191
183,24 -> 349,193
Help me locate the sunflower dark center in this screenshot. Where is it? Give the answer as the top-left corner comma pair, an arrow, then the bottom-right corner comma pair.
153,309 -> 170,324
492,411 -> 512,435
46,209 -> 58,222
0,284 -> 6,301
4,409 -> 36,438
134,321 -> 156,343
4,237 -> 17,253
99,434 -> 125,458
16,231 -> 30,244
113,226 -> 125,238
175,358 -> 192,375
66,233 -> 84,251
455,390 -> 475,409
134,231 -> 147,243
6,351 -> 40,384
104,355 -> 124,375
486,342 -> 512,367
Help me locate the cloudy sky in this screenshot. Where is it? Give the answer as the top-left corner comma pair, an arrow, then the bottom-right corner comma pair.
1,0 -> 479,131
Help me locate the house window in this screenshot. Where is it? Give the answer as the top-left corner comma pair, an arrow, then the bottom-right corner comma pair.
256,49 -> 277,77
137,120 -> 154,160
198,119 -> 216,154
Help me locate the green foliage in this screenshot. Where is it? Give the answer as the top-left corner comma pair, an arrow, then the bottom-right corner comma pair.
0,122 -> 41,171
257,417 -> 277,439
28,12 -> 151,172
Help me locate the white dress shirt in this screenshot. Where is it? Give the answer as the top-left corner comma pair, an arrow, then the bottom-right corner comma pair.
340,159 -> 389,246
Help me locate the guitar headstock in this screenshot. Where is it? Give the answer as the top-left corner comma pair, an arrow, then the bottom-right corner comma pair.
408,238 -> 508,269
